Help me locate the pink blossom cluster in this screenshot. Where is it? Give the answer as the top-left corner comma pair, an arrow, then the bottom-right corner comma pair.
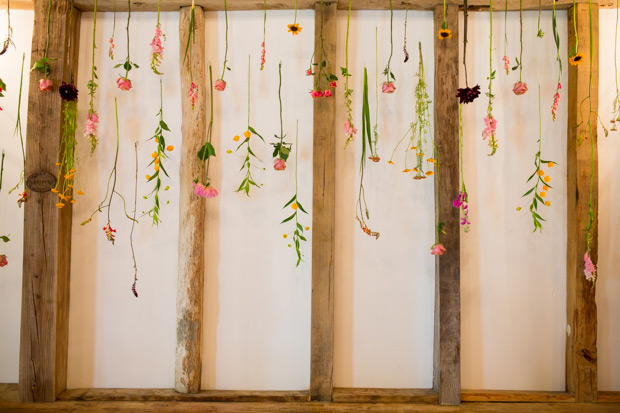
150,25 -> 164,70
84,111 -> 99,137
108,37 -> 115,60
452,191 -> 471,229
188,82 -> 198,108
482,114 -> 497,141
273,158 -> 286,171
310,89 -> 332,98
381,81 -> 396,94
503,55 -> 510,74
584,252 -> 597,282
344,119 -> 357,142
260,42 -> 266,71
193,182 -> 219,198
551,83 -> 561,121
0,254 -> 7,267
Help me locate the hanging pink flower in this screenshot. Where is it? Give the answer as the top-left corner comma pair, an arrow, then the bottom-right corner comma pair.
503,55 -> 510,74
306,69 -> 313,76
39,78 -> 53,92
117,77 -> 132,91
329,81 -> 337,88
108,37 -> 115,60
193,182 -> 219,198
552,83 -> 561,121
584,252 -> 597,282
84,111 -> 99,137
150,25 -> 164,72
260,41 -> 266,71
273,158 -> 286,171
382,81 -> 396,94
0,254 -> 7,267
482,115 -> 497,140
430,243 -> 446,256
188,82 -> 198,109
214,79 -> 227,91
512,82 -> 528,95
324,89 -> 332,98
310,89 -> 325,98
344,119 -> 357,140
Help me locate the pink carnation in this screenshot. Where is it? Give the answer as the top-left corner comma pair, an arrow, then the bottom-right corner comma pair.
39,78 -> 53,92
430,243 -> 446,256
273,158 -> 286,171
117,77 -> 132,91
329,81 -> 337,88
214,79 -> 227,91
0,254 -> 7,267
382,81 -> 396,94
584,252 -> 597,282
193,182 -> 219,199
84,111 -> 99,137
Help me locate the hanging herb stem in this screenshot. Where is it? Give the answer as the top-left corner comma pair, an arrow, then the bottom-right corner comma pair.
272,62 -> 292,169
85,0 -> 99,153
537,0 -> 544,37
343,0 -> 356,147
1,0 -> 14,55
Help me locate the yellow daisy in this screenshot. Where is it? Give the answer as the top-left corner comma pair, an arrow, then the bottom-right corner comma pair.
288,23 -> 302,36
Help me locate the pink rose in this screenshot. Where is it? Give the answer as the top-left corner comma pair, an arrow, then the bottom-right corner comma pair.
39,78 -> 53,92
0,254 -> 7,267
117,77 -> 132,91
273,158 -> 286,171
512,82 -> 528,95
430,243 -> 446,256
329,81 -> 337,88
214,79 -> 227,91
382,81 -> 396,94
324,89 -> 332,98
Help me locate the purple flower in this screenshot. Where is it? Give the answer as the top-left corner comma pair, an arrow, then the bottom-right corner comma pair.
456,85 -> 480,104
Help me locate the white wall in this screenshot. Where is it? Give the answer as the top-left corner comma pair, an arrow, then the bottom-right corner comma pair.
0,7 -> 617,392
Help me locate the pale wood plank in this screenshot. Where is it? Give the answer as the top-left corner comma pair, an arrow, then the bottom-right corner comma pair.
566,3 -> 598,404
18,0 -> 80,403
310,0 -> 336,403
461,390 -> 575,402
333,388 -> 438,404
433,3 -> 460,407
175,5 -> 207,394
57,388 -> 309,402
0,0 -> 33,10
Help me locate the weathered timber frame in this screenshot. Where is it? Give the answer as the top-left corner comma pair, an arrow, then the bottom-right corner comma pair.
14,0 -> 615,407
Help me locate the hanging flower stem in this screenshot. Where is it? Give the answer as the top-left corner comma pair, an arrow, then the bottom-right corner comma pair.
382,0 -> 395,90
32,0 -> 53,82
310,0 -> 338,97
150,0 -> 165,75
551,0 -> 562,121
194,65 -> 218,198
85,0 -> 99,154
431,145 -> 446,255
1,0 -> 15,55
130,142 -> 139,297
9,53 -> 27,205
272,62 -> 292,169
343,0 -> 355,147
453,105 -> 470,232
403,4 -> 409,62
537,0 -> 544,37
370,27 -> 379,161
503,0 -> 509,74
109,0 -> 116,59
260,0 -> 266,70
483,0 -> 498,156
114,0 -> 138,89
217,0 -> 230,88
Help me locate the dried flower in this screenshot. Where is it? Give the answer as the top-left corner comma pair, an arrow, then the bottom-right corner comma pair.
329,81 -> 337,88
59,82 -> 78,101
260,41 -> 266,71
103,221 -> 117,244
108,37 -> 115,59
503,55 -> 510,75
552,83 -> 561,121
188,82 -> 198,108
324,89 -> 332,98
0,254 -> 7,267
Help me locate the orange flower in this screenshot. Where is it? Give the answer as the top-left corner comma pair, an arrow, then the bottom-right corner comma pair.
545,201 -> 551,206
543,185 -> 550,191
56,203 -> 65,209
537,170 -> 545,176
569,53 -> 585,66
544,175 -> 550,183
283,234 -> 288,238
540,192 -> 546,197
51,188 -> 59,193
427,158 -> 437,163
233,135 -> 240,142
292,203 -> 298,210
387,161 -> 394,165
77,190 -> 84,196
146,175 -> 151,180
305,226 -> 310,230
244,130 -> 251,138
425,171 -> 434,176
402,169 -> 411,173
438,28 -> 452,39
547,161 -> 554,167
152,152 -> 158,158
287,22 -> 302,35
154,164 -> 160,171
167,145 -> 174,151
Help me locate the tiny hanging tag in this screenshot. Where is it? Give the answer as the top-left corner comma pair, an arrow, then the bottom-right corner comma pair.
26,171 -> 56,192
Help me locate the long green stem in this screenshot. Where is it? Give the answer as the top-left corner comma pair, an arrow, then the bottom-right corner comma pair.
221,0 -> 229,80
278,62 -> 284,145
519,0 -> 523,81
125,0 -> 131,79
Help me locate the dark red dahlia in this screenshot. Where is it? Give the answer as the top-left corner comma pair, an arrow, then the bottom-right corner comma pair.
456,84 -> 480,104
59,81 -> 78,101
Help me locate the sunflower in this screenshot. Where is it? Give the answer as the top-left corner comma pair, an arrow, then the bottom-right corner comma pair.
287,23 -> 302,36
569,52 -> 585,66
438,29 -> 452,40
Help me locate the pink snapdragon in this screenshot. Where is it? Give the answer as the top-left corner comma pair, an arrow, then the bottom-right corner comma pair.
482,115 -> 497,140
430,243 -> 446,256
39,78 -> 53,92
273,158 -> 286,171
150,25 -> 164,71
117,77 -> 132,91
382,81 -> 396,94
503,55 -> 510,74
452,191 -> 471,230
193,182 -> 219,198
584,252 -> 597,282
108,37 -> 115,60
344,119 -> 357,140
188,82 -> 198,109
214,79 -> 227,91
551,83 -> 561,121
84,111 -> 99,137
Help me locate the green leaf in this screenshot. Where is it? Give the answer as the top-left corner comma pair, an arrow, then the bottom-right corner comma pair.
197,141 -> 216,160
283,194 -> 297,208
296,201 -> 308,214
0,235 -> 10,243
522,187 -> 535,197
281,213 -> 296,224
160,120 -> 170,131
248,126 -> 265,142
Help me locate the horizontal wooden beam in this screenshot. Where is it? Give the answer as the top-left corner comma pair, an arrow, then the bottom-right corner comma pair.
1,0 -> 611,12
598,392 -> 620,403
461,390 -> 575,403
332,388 -> 438,404
57,388 -> 309,402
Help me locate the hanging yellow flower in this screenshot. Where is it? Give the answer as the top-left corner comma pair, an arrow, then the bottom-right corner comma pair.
569,53 -> 585,66
438,29 -> 452,39
287,23 -> 302,36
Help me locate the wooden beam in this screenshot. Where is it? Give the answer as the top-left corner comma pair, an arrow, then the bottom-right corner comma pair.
57,388 -> 308,402
566,2 -> 598,403
18,0 -> 80,403
0,1 -> 33,10
598,392 -> 620,403
310,0 -> 336,403
433,3 -> 460,407
461,390 -> 575,403
332,388 -> 438,404
175,5 -> 207,394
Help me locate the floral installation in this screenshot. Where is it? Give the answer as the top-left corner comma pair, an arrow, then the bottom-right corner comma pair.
271,62 -> 292,170
511,0 -> 527,95
183,0 -> 200,107
342,0 -> 356,147
233,56 -> 265,196
308,0 -> 338,99
0,235 -> 9,268
521,87 -> 556,232
453,105 -> 470,232
1,0 -> 14,55
194,65 -> 218,198
370,28 -> 380,162
437,0 -> 451,40
144,80 -> 174,224
355,68 -> 379,239
109,0 -> 116,59
457,0 -> 480,104
611,0 -> 620,130
8,54 -> 27,206
483,0 -> 498,156
216,0 -> 230,91
382,0 -> 396,93
281,122 -> 309,266
260,0 -> 267,70
431,146 -> 445,255
52,82 -> 81,209
403,5 -> 409,62
32,0 -> 54,92
503,0 -> 509,75
84,0 -> 99,154
130,142 -> 139,297
389,43 -> 434,180
150,0 -> 165,75
81,99 -> 137,243
114,0 -> 139,91
288,0 -> 302,35
551,0 -> 562,121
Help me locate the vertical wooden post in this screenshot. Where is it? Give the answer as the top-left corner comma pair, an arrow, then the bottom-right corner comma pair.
176,5 -> 206,394
432,4 -> 460,406
310,0 -> 337,402
19,0 -> 80,403
566,3 -> 598,403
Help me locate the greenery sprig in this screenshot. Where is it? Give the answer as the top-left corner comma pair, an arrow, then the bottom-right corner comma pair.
115,0 -> 139,89
309,0 -> 338,98
8,54 -> 27,206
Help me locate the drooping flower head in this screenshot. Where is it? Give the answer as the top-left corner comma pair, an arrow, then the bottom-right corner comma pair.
456,85 -> 481,104
437,29 -> 452,39
39,78 -> 53,92
117,77 -> 132,91
512,82 -> 528,96
503,56 -> 510,75
584,252 -> 597,282
273,158 -> 286,171
214,79 -> 227,91
430,243 -> 447,255
382,81 -> 396,94
569,52 -> 585,66
59,82 -> 78,101
84,111 -> 99,137
287,23 -> 302,35
193,182 -> 219,198
188,82 -> 198,109
0,254 -> 7,267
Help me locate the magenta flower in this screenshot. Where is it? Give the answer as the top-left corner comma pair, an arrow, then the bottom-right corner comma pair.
552,83 -> 561,121
188,82 -> 198,109
512,82 -> 528,96
0,254 -> 7,267
273,158 -> 286,171
324,89 -> 332,98
329,81 -> 337,88
306,69 -> 313,76
482,115 -> 497,140
382,81 -> 396,94
117,77 -> 132,91
193,182 -> 219,199
310,89 -> 325,98
260,41 -> 266,71
39,78 -> 53,92
584,252 -> 597,282
430,243 -> 446,256
84,111 -> 99,137
214,79 -> 227,91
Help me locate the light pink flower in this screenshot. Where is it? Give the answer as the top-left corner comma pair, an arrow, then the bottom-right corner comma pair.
150,25 -> 164,70
552,83 -> 561,121
108,37 -> 115,60
117,77 -> 132,91
214,79 -> 227,91
430,243 -> 446,256
188,82 -> 198,108
344,119 -> 357,138
482,115 -> 497,140
193,182 -> 219,198
382,81 -> 396,94
39,78 -> 53,92
273,158 -> 286,171
584,252 -> 597,282
329,81 -> 337,88
512,82 -> 528,95
0,254 -> 7,267
84,111 -> 99,137
324,89 -> 332,98
260,42 -> 266,71
503,55 -> 510,74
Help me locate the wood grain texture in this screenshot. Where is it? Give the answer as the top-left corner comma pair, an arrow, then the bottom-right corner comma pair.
598,392 -> 620,403
63,0 -> 613,12
432,3 -> 460,407
176,5 -> 207,394
18,0 -> 80,403
461,390 -> 575,403
310,0 -> 336,403
57,388 -> 309,402
333,388 -> 438,404
566,3 -> 598,404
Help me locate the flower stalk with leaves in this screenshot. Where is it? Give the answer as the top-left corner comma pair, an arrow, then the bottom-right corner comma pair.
512,0 -> 528,95
195,65 -> 218,198
342,0 -> 356,147
483,0 -> 498,156
32,0 -> 53,91
431,145 -> 445,255
551,0 -> 562,121
403,5 -> 409,62
8,54 -> 27,206
150,0 -> 165,75
453,105 -> 470,231
272,62 -> 291,170
115,0 -> 138,90
568,0 -> 585,66
382,0 -> 395,93
437,0 -> 451,40
309,0 -> 338,98
216,0 -> 230,91
183,0 -> 200,108
1,0 -> 14,55
260,0 -> 267,70
457,0 -> 480,104
288,0 -> 302,35
84,0 -> 99,154
109,0 -> 116,59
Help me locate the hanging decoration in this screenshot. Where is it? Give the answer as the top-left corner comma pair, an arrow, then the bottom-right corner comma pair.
281,122 -> 309,266
0,234 -> 9,268
215,0 -> 230,91
503,0 -> 509,75
430,146 -> 445,255
453,105 -> 470,232
370,28 -> 380,162
611,0 -> 620,130
551,0 -> 562,121
512,0 -> 527,95
382,0 -> 395,93
568,0 -> 584,66
195,65 -> 218,198
356,68 -> 379,239
537,0 -> 544,37
8,54 -> 27,206
130,142 -> 139,297
309,0 -> 337,98
150,0 -> 165,75
32,0 -> 53,92
288,0 -> 302,35
271,62 -> 291,170
184,0 -> 199,107
457,0 -> 480,104
84,0 -> 99,154
403,4 -> 409,62
437,0 -> 451,39
115,0 -> 138,91
343,0 -> 356,147
389,43 -> 433,180
1,0 -> 14,55
260,0 -> 267,70
482,0 -> 498,156
109,0 -> 116,59
521,86 -> 555,231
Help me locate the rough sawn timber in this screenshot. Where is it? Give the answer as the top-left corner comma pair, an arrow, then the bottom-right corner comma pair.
566,2 -> 598,403
18,0 -> 80,403
310,0 -> 337,403
175,5 -> 207,394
